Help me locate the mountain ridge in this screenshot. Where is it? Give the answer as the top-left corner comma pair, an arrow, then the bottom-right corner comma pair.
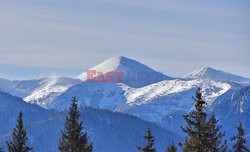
184,66 -> 250,84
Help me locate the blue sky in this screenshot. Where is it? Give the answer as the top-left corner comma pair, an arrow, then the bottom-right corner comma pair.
0,0 -> 249,80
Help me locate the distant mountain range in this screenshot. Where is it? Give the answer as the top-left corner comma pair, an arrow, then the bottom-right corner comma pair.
0,56 -> 249,151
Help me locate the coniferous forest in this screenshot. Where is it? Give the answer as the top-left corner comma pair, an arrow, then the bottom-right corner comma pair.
1,88 -> 249,152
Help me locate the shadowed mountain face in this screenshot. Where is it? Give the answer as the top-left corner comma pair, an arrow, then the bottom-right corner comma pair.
210,86 -> 250,139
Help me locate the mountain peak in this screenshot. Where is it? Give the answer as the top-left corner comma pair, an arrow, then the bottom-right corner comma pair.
101,56 -> 127,64
111,55 -> 128,61
190,66 -> 217,76
76,56 -> 172,87
183,66 -> 209,78
184,67 -> 250,83
95,56 -> 139,69
200,66 -> 212,71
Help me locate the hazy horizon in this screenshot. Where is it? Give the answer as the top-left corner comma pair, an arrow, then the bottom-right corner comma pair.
1,55 -> 250,81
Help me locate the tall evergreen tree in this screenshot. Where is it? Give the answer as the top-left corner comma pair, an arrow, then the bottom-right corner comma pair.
181,88 -> 208,152
6,112 -> 32,152
206,114 -> 227,152
166,143 -> 177,152
231,122 -> 250,152
59,97 -> 93,152
137,128 -> 156,152
0,147 -> 4,152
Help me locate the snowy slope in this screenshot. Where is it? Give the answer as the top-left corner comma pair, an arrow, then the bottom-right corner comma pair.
124,79 -> 230,106
77,56 -> 171,88
23,77 -> 80,107
50,82 -> 128,111
0,77 -> 81,108
51,78 -> 231,124
118,79 -> 231,122
184,67 -> 250,84
0,92 -> 180,152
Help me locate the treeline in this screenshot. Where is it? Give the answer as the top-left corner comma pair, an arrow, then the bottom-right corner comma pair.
0,88 -> 249,152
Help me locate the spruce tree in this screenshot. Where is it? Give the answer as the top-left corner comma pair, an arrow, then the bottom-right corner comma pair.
6,112 -> 32,152
206,114 -> 227,152
137,128 -> 156,152
166,143 -> 177,152
0,147 -> 4,152
231,122 -> 250,152
59,97 -> 93,152
181,88 -> 208,152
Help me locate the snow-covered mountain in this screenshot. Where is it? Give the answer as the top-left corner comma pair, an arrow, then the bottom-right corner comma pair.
23,77 -> 80,107
50,82 -> 128,110
117,79 -> 231,121
14,57 -> 243,130
0,56 -> 171,108
0,91 -> 179,152
77,56 -> 172,88
184,66 -> 250,84
51,78 -> 232,124
0,77 -> 81,108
